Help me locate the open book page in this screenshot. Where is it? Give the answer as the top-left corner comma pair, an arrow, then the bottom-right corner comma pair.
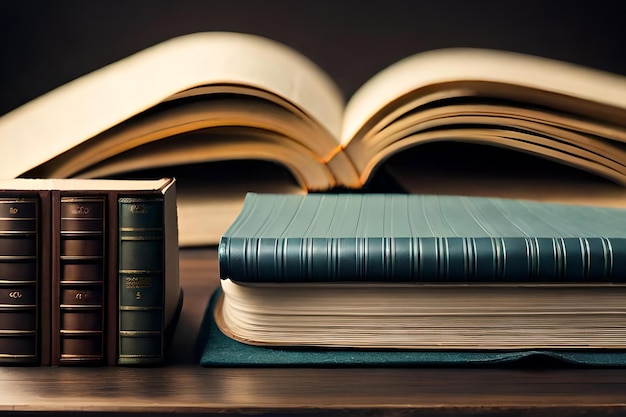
72,128 -> 337,191
28,96 -> 340,185
342,48 -> 626,145
340,48 -> 626,181
358,110 -> 626,186
0,32 -> 345,178
371,103 -> 626,149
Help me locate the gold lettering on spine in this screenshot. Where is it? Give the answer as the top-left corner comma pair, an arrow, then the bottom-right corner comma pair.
130,204 -> 149,214
125,276 -> 153,289
8,291 -> 22,299
70,205 -> 90,215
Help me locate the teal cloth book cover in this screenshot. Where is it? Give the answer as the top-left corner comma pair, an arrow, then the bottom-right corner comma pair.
219,193 -> 626,283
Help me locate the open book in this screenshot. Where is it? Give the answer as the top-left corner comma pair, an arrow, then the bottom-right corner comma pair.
2,32 -> 626,246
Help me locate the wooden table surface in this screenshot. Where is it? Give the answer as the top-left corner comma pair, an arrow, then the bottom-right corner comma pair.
1,247 -> 626,416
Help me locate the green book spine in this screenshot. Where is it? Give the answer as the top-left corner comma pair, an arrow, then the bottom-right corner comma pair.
0,197 -> 40,364
219,193 -> 626,283
118,197 -> 165,365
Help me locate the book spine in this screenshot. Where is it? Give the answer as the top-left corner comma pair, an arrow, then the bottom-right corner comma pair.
118,197 -> 165,365
0,197 -> 40,364
53,196 -> 106,365
219,236 -> 626,282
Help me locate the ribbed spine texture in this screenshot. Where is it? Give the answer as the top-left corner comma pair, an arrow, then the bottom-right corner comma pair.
220,236 -> 626,282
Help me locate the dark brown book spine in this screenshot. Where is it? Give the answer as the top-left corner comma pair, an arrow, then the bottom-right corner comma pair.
0,197 -> 41,364
52,195 -> 106,365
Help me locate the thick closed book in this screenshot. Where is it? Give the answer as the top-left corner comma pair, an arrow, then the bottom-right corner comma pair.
216,193 -> 626,351
219,193 -> 626,283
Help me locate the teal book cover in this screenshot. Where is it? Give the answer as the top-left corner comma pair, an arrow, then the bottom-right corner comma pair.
219,193 -> 626,283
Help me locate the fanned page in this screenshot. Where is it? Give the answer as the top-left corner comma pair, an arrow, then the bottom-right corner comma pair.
0,32 -> 345,179
30,98 -> 338,190
339,48 -> 626,185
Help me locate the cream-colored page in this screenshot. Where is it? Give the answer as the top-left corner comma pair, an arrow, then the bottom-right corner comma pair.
341,48 -> 626,148
372,104 -> 626,146
74,130 -> 337,190
360,111 -> 626,178
0,32 -> 345,178
37,97 -> 329,178
219,279 -> 626,349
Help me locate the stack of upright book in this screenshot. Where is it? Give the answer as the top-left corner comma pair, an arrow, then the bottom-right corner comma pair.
0,178 -> 181,366
205,192 -> 626,366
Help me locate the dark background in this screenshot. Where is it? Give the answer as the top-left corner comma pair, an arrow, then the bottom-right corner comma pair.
2,0 -> 626,117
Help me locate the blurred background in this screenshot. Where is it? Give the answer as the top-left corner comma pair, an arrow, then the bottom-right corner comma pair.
2,0 -> 626,116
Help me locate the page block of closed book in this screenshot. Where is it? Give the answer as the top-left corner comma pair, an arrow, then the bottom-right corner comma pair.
200,289 -> 626,367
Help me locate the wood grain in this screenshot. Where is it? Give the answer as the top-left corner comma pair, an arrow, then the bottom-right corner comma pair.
0,247 -> 625,416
